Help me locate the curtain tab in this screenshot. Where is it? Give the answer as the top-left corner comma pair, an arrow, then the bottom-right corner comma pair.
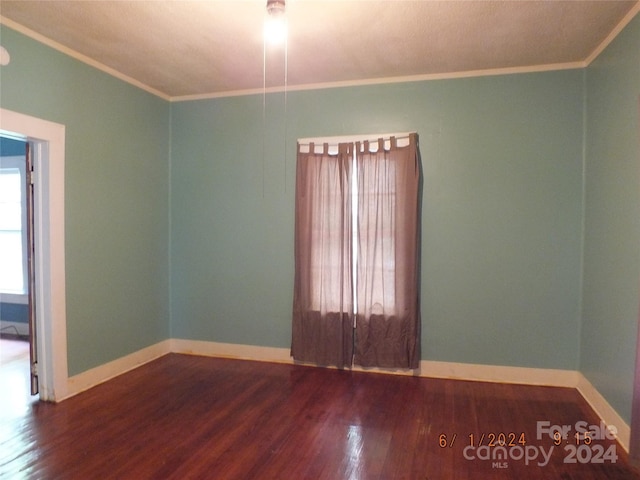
409,132 -> 418,150
409,133 -> 420,174
378,138 -> 385,152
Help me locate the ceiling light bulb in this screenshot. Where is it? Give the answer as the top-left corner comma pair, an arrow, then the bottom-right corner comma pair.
264,15 -> 287,45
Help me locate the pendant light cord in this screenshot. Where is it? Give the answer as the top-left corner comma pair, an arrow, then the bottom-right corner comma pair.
262,31 -> 267,199
283,23 -> 288,193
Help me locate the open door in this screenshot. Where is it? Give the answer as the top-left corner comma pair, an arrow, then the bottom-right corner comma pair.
25,142 -> 38,396
631,298 -> 640,464
629,96 -> 640,464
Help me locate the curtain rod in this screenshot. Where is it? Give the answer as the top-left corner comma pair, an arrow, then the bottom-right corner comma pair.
297,131 -> 415,147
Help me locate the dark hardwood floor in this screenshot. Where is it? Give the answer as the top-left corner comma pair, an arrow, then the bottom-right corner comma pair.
1,352 -> 639,479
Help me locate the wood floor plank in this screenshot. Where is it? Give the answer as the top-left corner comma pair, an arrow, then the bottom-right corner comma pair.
1,353 -> 639,479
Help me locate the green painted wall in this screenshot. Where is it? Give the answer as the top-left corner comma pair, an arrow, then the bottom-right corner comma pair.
0,26 -> 171,375
4,13 -> 638,416
170,70 -> 585,370
582,14 -> 640,424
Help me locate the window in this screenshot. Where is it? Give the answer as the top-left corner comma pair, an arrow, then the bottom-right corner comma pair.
292,133 -> 421,369
0,156 -> 28,294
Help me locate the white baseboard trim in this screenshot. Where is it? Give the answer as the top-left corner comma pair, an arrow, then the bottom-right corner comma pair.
171,339 -> 581,386
0,320 -> 29,336
59,338 -> 631,453
419,360 -> 580,387
171,338 -> 292,364
576,373 -> 630,452
64,339 -> 171,400
61,338 -> 586,390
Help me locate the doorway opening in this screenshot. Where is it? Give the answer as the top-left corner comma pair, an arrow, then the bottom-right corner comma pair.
0,135 -> 37,405
0,108 -> 67,402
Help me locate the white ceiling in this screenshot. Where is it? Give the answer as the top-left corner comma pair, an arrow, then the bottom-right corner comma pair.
1,1 -> 638,100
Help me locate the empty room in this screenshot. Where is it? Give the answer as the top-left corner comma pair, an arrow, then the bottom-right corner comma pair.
1,1 -> 640,478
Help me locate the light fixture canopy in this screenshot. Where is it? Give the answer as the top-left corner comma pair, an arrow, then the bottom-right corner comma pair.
266,0 -> 286,17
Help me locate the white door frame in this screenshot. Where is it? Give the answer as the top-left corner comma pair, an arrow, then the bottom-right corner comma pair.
0,108 -> 68,401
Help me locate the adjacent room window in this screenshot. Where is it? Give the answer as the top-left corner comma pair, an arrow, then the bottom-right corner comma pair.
291,133 -> 421,369
0,157 -> 28,294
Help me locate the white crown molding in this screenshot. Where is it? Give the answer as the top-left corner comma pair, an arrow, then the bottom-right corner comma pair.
584,2 -> 640,66
0,16 -> 170,101
169,62 -> 585,102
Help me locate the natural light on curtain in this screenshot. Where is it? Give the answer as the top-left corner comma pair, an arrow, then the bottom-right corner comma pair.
292,133 -> 421,369
292,142 -> 355,367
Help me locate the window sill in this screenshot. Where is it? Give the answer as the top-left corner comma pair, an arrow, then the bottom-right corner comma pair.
0,293 -> 28,305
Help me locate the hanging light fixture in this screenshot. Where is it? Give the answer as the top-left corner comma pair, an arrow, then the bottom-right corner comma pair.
262,0 -> 289,196
266,0 -> 285,15
264,0 -> 287,46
